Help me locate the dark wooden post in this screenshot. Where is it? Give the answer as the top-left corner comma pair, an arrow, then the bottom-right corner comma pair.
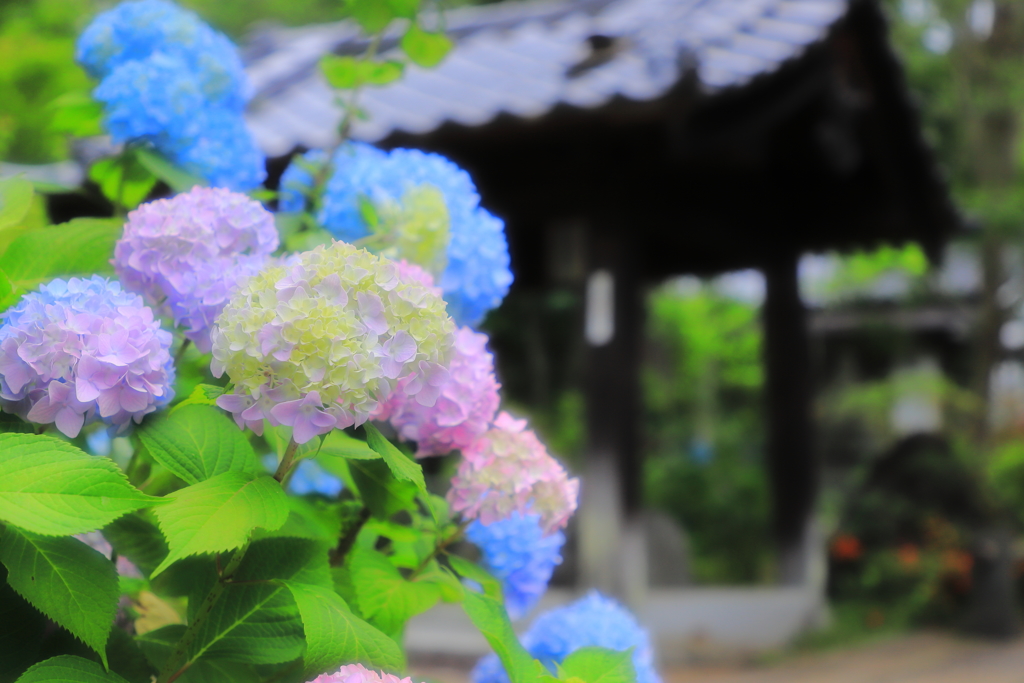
763,252 -> 816,584
578,229 -> 645,597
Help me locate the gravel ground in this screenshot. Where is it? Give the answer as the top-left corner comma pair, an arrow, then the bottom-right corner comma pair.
411,632 -> 1024,683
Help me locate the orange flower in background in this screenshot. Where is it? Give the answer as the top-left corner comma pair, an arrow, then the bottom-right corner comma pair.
897,543 -> 920,570
831,534 -> 863,561
943,549 -> 973,577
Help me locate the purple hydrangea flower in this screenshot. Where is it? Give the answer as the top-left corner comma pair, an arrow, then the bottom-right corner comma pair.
374,323 -> 500,457
0,276 -> 175,437
114,186 -> 279,352
472,592 -> 661,683
466,511 -> 565,619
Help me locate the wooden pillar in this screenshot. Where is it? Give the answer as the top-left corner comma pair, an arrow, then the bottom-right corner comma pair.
763,253 -> 817,585
578,230 -> 645,600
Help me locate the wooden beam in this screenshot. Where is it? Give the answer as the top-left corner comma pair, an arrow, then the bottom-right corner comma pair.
763,253 -> 817,584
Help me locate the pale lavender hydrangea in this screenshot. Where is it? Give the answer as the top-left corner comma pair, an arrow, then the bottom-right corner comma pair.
114,186 -> 279,352
0,276 -> 175,437
212,242 -> 456,443
374,324 -> 500,457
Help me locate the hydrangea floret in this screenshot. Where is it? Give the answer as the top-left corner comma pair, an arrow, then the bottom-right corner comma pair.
279,143 -> 513,326
472,592 -> 661,683
466,511 -> 565,619
448,412 -> 579,533
212,241 -> 456,443
0,276 -> 175,437
115,186 -> 279,352
309,664 -> 418,683
77,0 -> 265,189
373,269 -> 500,457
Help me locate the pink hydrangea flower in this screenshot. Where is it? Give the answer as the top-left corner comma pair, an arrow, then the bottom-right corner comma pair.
114,186 -> 278,352
309,664 -> 417,683
448,412 -> 579,534
374,325 -> 500,457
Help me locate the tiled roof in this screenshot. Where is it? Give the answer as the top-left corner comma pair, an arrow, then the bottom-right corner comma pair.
244,0 -> 848,156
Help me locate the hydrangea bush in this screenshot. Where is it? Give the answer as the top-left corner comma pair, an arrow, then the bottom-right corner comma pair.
0,1 -> 654,682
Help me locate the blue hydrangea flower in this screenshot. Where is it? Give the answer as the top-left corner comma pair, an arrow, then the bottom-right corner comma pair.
467,511 -> 564,619
280,144 -> 513,326
78,0 -> 266,190
170,108 -> 268,191
93,51 -> 206,144
471,592 -> 661,683
261,454 -> 343,497
76,0 -> 247,108
0,276 -> 175,438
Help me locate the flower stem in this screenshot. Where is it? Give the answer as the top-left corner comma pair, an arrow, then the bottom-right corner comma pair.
329,505 -> 371,567
174,338 -> 192,365
157,536 -> 253,683
410,519 -> 470,578
274,438 -> 300,483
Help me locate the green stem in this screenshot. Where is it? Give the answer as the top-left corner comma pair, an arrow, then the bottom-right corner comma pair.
274,438 -> 300,483
410,519 -> 469,578
157,536 -> 253,683
174,338 -> 192,365
329,506 -> 371,567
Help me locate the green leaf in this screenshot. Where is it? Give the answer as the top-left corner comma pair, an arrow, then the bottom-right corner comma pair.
15,655 -> 130,683
415,560 -> 465,602
172,383 -> 227,411
320,56 -> 404,90
0,267 -> 16,310
286,581 -> 405,676
0,529 -> 119,666
134,147 -> 206,193
401,24 -> 453,68
0,433 -> 160,536
386,0 -> 419,19
106,628 -> 155,683
0,176 -> 34,231
319,430 -> 379,460
88,151 -> 157,210
347,546 -> 440,638
446,554 -> 502,599
151,472 -> 289,576
363,423 -> 425,491
136,626 -> 266,683
362,61 -> 404,85
349,0 -> 395,34
321,55 -> 361,90
0,217 -> 123,291
558,648 -> 636,683
186,538 -> 326,667
101,514 -> 169,579
463,590 -> 540,683
0,410 -> 32,434
138,404 -> 260,486
48,92 -> 105,137
347,458 -> 418,519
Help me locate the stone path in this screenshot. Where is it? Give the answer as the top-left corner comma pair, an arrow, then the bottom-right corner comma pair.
412,633 -> 1024,683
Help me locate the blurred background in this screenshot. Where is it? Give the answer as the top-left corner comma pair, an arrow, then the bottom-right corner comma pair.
6,0 -> 1024,679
